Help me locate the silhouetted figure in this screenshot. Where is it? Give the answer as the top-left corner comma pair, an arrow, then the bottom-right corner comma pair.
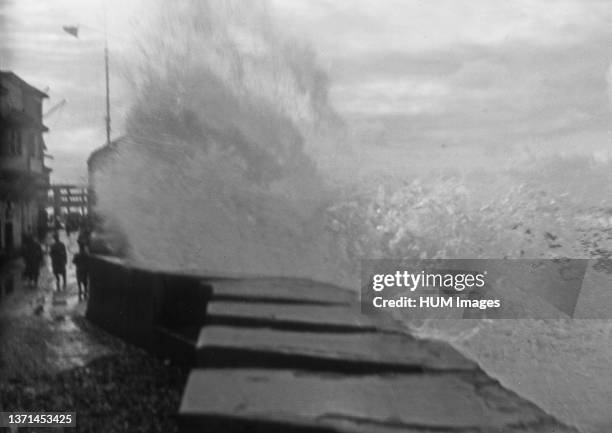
37,209 -> 48,244
21,234 -> 32,276
50,232 -> 67,291
72,243 -> 89,301
54,216 -> 63,232
77,226 -> 91,251
22,235 -> 43,288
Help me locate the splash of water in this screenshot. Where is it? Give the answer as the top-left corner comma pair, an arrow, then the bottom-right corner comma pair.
93,0 -> 353,286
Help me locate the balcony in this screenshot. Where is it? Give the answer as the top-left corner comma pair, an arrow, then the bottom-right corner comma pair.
0,154 -> 28,172
0,155 -> 45,174
0,160 -> 49,201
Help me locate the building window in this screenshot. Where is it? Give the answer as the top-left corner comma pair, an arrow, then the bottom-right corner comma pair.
9,130 -> 22,156
1,130 -> 22,156
0,130 -> 9,155
28,133 -> 36,157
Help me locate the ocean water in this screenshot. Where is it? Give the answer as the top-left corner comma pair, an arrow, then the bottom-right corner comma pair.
458,319 -> 612,433
337,170 -> 612,433
397,316 -> 611,433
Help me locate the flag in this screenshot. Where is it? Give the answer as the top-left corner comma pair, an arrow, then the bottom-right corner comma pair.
62,25 -> 79,38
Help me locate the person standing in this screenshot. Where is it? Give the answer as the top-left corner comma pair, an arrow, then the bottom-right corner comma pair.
22,235 -> 42,288
50,232 -> 67,291
28,237 -> 43,289
77,225 -> 91,251
65,219 -> 72,238
21,234 -> 33,283
37,208 -> 48,245
72,243 -> 89,301
54,216 -> 63,232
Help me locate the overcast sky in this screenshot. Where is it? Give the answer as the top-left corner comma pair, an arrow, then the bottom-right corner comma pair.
2,0 -> 612,182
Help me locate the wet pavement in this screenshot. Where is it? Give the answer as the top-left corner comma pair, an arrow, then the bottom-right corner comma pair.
0,233 -> 113,377
0,232 -> 582,433
0,233 -> 187,433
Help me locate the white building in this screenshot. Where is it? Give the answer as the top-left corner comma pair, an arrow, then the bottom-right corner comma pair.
0,71 -> 51,260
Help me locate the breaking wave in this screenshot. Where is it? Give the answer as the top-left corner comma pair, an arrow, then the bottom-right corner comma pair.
93,0 -> 353,286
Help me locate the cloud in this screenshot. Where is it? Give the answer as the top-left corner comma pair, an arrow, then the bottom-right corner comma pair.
273,0 -> 604,57
332,77 -> 450,116
607,61 -> 612,110
4,0 -> 612,180
335,31 -> 612,148
267,0 -> 612,153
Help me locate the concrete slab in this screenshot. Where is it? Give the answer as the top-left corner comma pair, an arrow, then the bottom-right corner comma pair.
205,301 -> 398,333
196,326 -> 477,372
154,325 -> 199,365
180,369 -> 574,433
205,278 -> 357,306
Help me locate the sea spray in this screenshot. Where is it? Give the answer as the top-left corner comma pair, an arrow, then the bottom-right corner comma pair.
93,0 -> 354,287
325,160 -> 612,432
93,136 -> 354,286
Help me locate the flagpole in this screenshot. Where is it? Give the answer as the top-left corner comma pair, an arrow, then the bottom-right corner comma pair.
104,37 -> 111,146
63,20 -> 111,146
103,3 -> 111,146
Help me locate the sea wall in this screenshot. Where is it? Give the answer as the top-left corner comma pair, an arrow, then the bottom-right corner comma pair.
86,254 -> 578,433
86,255 -> 211,351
